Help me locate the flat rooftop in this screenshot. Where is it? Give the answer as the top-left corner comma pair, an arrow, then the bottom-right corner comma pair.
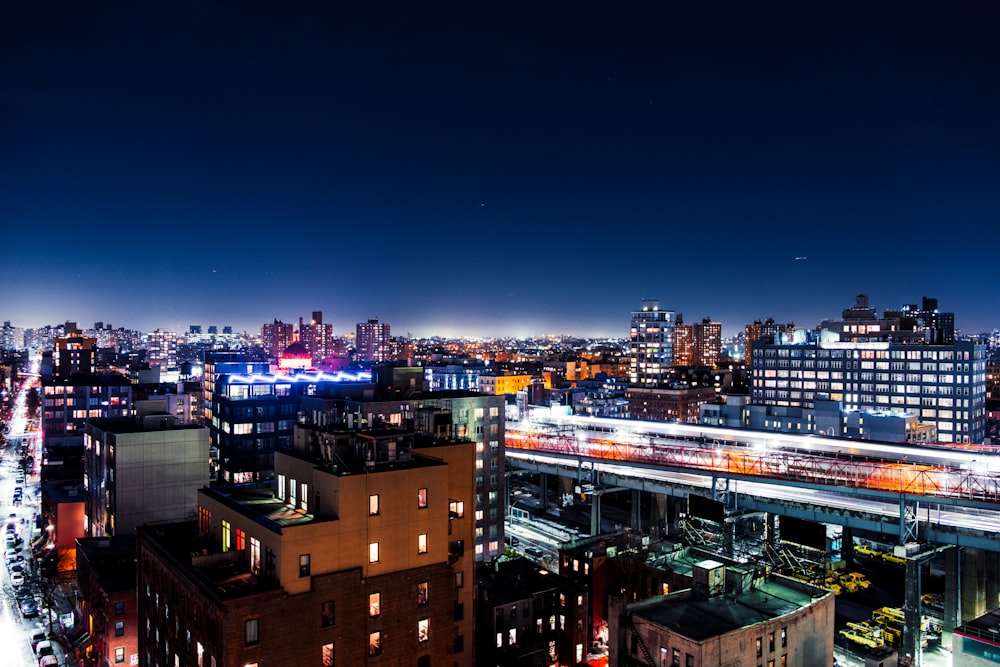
630,576 -> 824,641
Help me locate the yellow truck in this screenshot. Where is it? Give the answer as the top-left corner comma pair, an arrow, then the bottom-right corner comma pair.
840,572 -> 872,591
854,543 -> 881,558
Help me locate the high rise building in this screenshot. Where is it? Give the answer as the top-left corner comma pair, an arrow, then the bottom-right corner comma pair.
628,299 -> 675,387
209,370 -> 373,484
137,420 -> 477,667
298,370 -> 506,563
744,318 -> 794,369
42,373 -> 133,448
299,310 -> 335,363
261,319 -> 295,360
54,332 -> 97,376
82,415 -> 209,537
146,329 -> 179,368
356,317 -> 392,363
749,298 -> 988,443
674,316 -> 722,367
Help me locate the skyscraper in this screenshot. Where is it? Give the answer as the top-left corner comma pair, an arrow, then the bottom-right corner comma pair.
146,329 -> 179,368
356,317 -> 392,363
261,319 -> 295,360
299,310 -> 335,363
673,316 -> 722,367
628,299 -> 675,387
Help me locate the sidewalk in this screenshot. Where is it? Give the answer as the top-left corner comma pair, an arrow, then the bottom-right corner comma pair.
38,576 -> 81,667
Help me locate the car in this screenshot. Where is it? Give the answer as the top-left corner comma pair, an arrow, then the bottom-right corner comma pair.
39,656 -> 58,667
30,627 -> 47,650
4,547 -> 18,563
524,546 -> 544,558
19,595 -> 40,618
10,571 -> 25,588
35,639 -> 54,659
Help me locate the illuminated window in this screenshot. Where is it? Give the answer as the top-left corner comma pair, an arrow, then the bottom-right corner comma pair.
245,619 -> 259,646
417,618 -> 429,643
417,581 -> 428,605
221,521 -> 231,552
234,528 -> 246,551
369,592 -> 381,617
299,554 -> 311,577
449,500 -> 464,517
322,642 -> 334,667
369,494 -> 380,515
114,647 -> 125,663
368,631 -> 382,656
418,533 -> 427,554
417,487 -> 428,508
369,542 -> 379,563
781,627 -> 787,647
249,538 -> 260,575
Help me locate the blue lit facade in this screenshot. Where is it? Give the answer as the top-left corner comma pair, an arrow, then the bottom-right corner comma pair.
210,371 -> 373,483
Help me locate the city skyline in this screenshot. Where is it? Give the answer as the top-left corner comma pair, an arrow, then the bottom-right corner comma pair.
3,3 -> 998,337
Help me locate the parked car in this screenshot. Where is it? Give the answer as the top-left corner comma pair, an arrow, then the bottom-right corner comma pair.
35,639 -> 55,660
39,656 -> 58,667
19,595 -> 40,618
10,571 -> 25,588
30,626 -> 47,649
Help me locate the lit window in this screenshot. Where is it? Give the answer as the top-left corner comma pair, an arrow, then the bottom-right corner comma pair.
221,521 -> 231,552
417,618 -> 429,643
417,487 -> 428,508
369,494 -> 380,515
417,581 -> 428,605
245,618 -> 259,646
418,534 -> 427,554
299,553 -> 311,577
115,647 -> 125,663
449,500 -> 464,517
322,642 -> 334,667
369,542 -> 379,563
368,631 -> 382,656
369,592 -> 381,617
234,528 -> 246,551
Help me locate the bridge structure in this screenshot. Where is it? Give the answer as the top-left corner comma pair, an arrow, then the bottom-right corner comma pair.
504,410 -> 1000,664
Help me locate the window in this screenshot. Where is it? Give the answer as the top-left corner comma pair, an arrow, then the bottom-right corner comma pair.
369,494 -> 380,515
198,507 -> 211,535
234,528 -> 246,551
769,632 -> 775,652
756,637 -> 762,657
417,581 -> 428,605
249,537 -> 261,575
322,642 -> 334,667
114,601 -> 125,615
417,533 -> 427,554
417,618 -> 429,643
417,487 -> 428,508
221,520 -> 231,552
299,553 -> 311,577
449,499 -> 464,517
781,627 -> 787,648
115,647 -> 125,663
369,542 -> 379,563
115,621 -> 125,637
455,571 -> 464,588
245,618 -> 260,646
369,592 -> 381,617
321,600 -> 335,626
368,631 -> 382,656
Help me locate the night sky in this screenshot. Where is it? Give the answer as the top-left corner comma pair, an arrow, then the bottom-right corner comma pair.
3,1 -> 999,337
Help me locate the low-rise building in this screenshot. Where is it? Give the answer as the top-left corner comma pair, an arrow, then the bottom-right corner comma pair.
610,561 -> 835,667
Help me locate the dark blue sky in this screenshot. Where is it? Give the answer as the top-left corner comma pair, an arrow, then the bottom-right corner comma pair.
3,1 -> 998,337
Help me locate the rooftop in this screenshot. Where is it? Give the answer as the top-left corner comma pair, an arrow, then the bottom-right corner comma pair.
629,574 -> 826,641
